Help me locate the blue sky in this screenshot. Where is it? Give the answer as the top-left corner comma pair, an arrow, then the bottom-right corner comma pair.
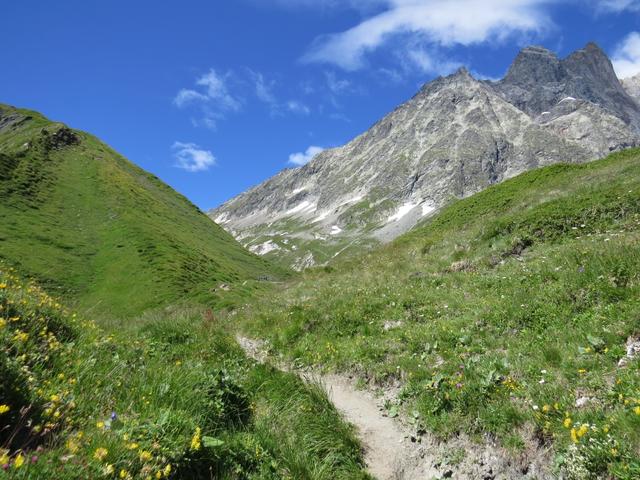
3,1 -> 640,210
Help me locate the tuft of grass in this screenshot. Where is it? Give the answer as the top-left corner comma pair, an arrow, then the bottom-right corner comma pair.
236,148 -> 640,479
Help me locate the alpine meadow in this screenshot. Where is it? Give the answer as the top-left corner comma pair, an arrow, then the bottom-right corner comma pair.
2,2 -> 640,480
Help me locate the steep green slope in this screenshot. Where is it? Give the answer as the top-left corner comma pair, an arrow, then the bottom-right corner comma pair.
0,265 -> 368,479
0,104 -> 276,317
237,149 -> 640,478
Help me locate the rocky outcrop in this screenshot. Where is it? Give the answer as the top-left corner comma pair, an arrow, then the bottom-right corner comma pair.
209,43 -> 640,268
493,43 -> 640,131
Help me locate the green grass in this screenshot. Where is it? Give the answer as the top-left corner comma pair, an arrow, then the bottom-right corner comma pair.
235,148 -> 640,479
0,104 -> 281,318
0,265 -> 369,479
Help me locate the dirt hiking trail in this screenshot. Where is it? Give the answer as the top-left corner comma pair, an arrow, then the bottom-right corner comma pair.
236,335 -> 553,480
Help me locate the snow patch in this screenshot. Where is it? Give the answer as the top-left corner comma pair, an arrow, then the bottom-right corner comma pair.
559,96 -> 576,103
314,211 -> 330,223
290,187 -> 305,196
387,202 -> 418,222
421,203 -> 436,217
286,201 -> 316,215
215,213 -> 230,224
249,240 -> 281,256
341,194 -> 364,206
330,225 -> 342,235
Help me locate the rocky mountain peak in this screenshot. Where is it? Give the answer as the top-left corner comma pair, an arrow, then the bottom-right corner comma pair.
502,45 -> 563,86
494,42 -> 640,130
209,42 -> 640,270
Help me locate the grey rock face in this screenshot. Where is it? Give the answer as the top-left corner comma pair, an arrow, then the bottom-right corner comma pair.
493,43 -> 640,130
210,43 -> 640,269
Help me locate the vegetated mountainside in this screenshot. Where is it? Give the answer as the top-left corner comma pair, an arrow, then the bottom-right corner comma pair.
0,104 -> 278,317
210,42 -> 640,270
235,148 -> 640,479
0,265 -> 369,479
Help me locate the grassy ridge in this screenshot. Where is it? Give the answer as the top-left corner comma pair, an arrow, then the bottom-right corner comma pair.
0,104 -> 278,317
0,265 -> 369,479
237,149 -> 640,478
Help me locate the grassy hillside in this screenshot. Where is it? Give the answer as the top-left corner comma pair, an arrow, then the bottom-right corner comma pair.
0,264 -> 369,479
236,148 -> 640,478
0,104 -> 277,317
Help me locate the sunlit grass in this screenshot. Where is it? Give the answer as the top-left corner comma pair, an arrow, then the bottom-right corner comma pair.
236,148 -> 640,479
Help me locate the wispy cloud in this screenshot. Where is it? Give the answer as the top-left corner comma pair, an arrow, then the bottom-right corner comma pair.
288,145 -> 324,166
172,142 -> 217,172
196,70 -> 242,111
301,0 -> 554,71
175,68 -> 311,125
325,71 -> 353,94
249,70 -> 278,106
404,48 -> 462,76
173,69 -> 241,129
597,0 -> 640,12
287,100 -> 311,115
612,31 -> 640,78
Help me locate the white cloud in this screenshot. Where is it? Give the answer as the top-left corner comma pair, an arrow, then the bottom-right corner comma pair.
173,69 -> 242,129
612,32 -> 640,78
405,48 -> 462,75
249,70 -> 278,105
195,70 -> 241,111
325,71 -> 353,94
287,100 -> 311,115
301,0 -> 554,70
288,146 -> 324,166
173,89 -> 208,108
597,0 -> 640,11
172,142 -> 217,172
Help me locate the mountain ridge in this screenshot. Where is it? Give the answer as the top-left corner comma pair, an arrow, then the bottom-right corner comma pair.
0,103 -> 278,316
210,42 -> 640,270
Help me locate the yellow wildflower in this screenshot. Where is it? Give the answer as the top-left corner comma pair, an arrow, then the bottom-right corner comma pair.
634,406 -> 640,415
611,448 -> 618,457
0,450 -> 9,465
542,404 -> 550,413
0,283 -> 6,289
190,427 -> 201,451
578,368 -> 587,375
119,469 -> 129,479
570,428 -> 578,443
563,418 -> 572,428
13,453 -> 24,468
127,442 -> 139,450
140,450 -> 152,462
0,405 -> 10,415
577,424 -> 589,438
66,438 -> 80,453
93,447 -> 108,461
50,394 -> 60,403
0,319 -> 5,329
13,330 -> 28,342
96,421 -> 105,429
163,464 -> 172,476
155,472 -> 162,480
104,464 -> 115,475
